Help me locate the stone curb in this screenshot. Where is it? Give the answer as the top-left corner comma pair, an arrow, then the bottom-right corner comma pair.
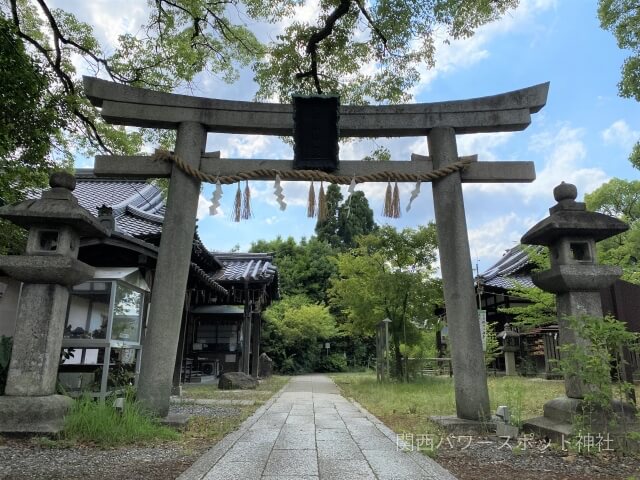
176,379 -> 291,480
171,397 -> 255,406
349,398 -> 458,480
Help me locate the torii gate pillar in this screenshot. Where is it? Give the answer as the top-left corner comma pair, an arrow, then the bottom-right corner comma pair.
137,122 -> 206,415
430,127 -> 490,420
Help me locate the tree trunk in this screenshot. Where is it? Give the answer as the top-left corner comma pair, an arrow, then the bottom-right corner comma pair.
393,334 -> 403,379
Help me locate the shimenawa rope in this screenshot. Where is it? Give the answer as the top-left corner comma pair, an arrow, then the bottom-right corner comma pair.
151,149 -> 473,185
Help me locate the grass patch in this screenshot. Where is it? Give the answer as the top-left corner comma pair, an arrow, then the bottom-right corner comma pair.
49,375 -> 290,449
182,406 -> 256,443
331,372 -> 571,436
183,375 -> 290,402
63,394 -> 179,447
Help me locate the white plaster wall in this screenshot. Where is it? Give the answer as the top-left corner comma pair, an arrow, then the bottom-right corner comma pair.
0,276 -> 20,338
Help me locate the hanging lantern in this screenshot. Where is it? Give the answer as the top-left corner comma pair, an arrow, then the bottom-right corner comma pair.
293,95 -> 340,172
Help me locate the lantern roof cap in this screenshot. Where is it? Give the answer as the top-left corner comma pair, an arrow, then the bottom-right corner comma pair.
0,172 -> 109,238
521,182 -> 628,246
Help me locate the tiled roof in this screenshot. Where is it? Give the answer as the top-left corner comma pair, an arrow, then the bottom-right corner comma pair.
70,173 -> 229,294
73,175 -> 164,238
69,173 -> 277,295
478,245 -> 537,291
211,253 -> 277,284
484,274 -> 535,290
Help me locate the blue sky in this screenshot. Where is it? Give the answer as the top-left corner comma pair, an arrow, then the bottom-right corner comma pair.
65,0 -> 639,272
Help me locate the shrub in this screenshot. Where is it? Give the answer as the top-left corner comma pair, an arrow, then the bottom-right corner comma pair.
317,353 -> 348,372
63,390 -> 178,446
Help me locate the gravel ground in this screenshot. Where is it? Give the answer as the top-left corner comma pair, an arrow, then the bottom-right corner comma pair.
0,404 -> 239,480
1,405 -> 638,480
436,436 -> 640,480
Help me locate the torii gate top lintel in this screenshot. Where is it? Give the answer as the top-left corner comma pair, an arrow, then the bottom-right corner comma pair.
83,76 -> 549,136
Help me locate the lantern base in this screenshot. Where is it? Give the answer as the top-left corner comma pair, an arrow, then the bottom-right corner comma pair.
0,395 -> 73,434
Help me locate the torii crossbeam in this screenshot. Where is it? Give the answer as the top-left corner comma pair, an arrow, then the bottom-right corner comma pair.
83,76 -> 549,420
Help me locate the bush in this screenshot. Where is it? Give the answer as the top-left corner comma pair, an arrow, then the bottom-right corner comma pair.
63,390 -> 178,446
0,336 -> 12,395
317,353 -> 348,373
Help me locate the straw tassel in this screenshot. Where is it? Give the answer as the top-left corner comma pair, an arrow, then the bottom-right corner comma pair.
307,181 -> 316,218
232,183 -> 242,222
242,181 -> 252,220
391,182 -> 401,218
317,182 -> 328,222
383,181 -> 393,217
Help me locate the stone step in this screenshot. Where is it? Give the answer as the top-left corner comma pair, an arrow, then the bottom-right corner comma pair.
522,415 -> 572,444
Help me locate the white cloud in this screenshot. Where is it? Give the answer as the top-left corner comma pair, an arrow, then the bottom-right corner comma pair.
462,125 -> 608,202
468,212 -> 520,260
601,120 -> 639,149
467,211 -> 543,270
196,193 -> 213,220
223,135 -> 274,158
251,180 -> 311,208
521,126 -> 608,201
412,0 -> 556,96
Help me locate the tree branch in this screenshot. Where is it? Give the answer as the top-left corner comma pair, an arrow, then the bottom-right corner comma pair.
355,0 -> 387,54
296,0 -> 352,94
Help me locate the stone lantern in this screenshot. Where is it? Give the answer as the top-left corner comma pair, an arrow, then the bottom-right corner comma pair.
498,323 -> 519,376
0,172 -> 108,433
521,182 -> 629,437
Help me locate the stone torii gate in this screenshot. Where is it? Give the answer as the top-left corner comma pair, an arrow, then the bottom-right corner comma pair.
83,77 -> 548,419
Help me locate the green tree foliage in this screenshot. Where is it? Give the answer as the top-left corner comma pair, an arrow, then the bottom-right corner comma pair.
598,0 -> 640,169
484,321 -> 501,367
262,295 -> 339,373
254,0 -> 518,103
585,178 -> 640,222
500,284 -> 557,328
337,191 -> 377,248
500,246 -> 556,327
558,315 -> 639,430
329,225 -> 442,378
4,0 -> 518,159
2,0 -> 264,156
250,236 -> 337,302
0,15 -> 70,253
585,178 -> 640,284
315,184 -> 344,248
315,184 -> 377,250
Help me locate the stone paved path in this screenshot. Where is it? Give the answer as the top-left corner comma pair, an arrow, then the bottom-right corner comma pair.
178,374 -> 457,480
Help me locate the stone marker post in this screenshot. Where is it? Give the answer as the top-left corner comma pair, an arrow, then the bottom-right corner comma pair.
429,127 -> 491,421
500,324 -> 519,377
137,122 -> 207,416
0,173 -> 107,433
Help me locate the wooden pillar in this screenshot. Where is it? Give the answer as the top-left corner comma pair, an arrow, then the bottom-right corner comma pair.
137,122 -> 206,416
242,292 -> 252,374
172,291 -> 191,391
251,313 -> 261,377
429,127 -> 490,421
